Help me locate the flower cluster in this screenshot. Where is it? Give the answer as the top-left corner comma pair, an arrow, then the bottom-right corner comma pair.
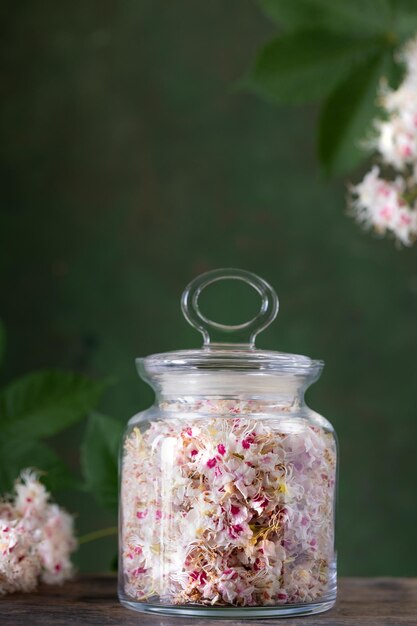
121,399 -> 336,607
350,36 -> 417,245
350,166 -> 417,245
0,470 -> 76,595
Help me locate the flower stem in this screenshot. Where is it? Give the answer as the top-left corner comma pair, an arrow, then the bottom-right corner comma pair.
78,526 -> 118,545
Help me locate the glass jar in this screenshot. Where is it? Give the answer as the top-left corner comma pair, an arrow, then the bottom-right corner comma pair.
118,269 -> 337,618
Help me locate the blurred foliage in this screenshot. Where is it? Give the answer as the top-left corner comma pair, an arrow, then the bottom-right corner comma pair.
1,0 -> 417,576
81,413 -> 123,512
0,326 -> 120,565
247,0 -> 417,174
0,331 -> 108,494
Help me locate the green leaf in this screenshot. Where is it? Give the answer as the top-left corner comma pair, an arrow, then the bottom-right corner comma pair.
0,320 -> 5,368
0,370 -> 107,439
81,413 -> 123,512
0,438 -> 79,493
259,0 -> 321,28
247,30 -> 381,104
391,0 -> 417,40
384,44 -> 407,89
318,52 -> 391,175
259,0 -> 392,35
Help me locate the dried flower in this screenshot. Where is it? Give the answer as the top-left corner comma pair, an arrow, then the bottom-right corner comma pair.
121,399 -> 336,607
0,470 -> 77,595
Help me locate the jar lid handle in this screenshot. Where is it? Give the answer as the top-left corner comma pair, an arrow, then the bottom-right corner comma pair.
181,268 -> 279,348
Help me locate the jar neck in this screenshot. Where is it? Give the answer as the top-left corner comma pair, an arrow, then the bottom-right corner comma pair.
157,392 -> 304,414
148,371 -> 314,413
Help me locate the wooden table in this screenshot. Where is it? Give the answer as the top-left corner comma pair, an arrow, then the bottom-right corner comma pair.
1,576 -> 416,625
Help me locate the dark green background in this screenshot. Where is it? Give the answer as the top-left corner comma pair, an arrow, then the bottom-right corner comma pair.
1,1 -> 416,575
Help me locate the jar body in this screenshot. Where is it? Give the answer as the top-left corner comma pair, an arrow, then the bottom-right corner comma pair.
118,394 -> 337,618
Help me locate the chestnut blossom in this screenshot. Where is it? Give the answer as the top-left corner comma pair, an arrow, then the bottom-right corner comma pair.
0,470 -> 76,595
376,37 -> 417,170
121,399 -> 336,607
350,35 -> 417,245
350,166 -> 417,245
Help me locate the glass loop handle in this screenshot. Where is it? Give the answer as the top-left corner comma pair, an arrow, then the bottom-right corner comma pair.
181,268 -> 279,348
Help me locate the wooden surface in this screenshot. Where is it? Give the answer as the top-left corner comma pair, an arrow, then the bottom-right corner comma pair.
1,576 -> 416,625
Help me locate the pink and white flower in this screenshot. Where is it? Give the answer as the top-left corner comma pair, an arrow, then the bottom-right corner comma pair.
350,166 -> 417,246
0,471 -> 76,595
121,398 -> 336,607
350,36 -> 417,245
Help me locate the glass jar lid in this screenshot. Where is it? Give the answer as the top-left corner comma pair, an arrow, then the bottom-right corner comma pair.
139,269 -> 323,379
